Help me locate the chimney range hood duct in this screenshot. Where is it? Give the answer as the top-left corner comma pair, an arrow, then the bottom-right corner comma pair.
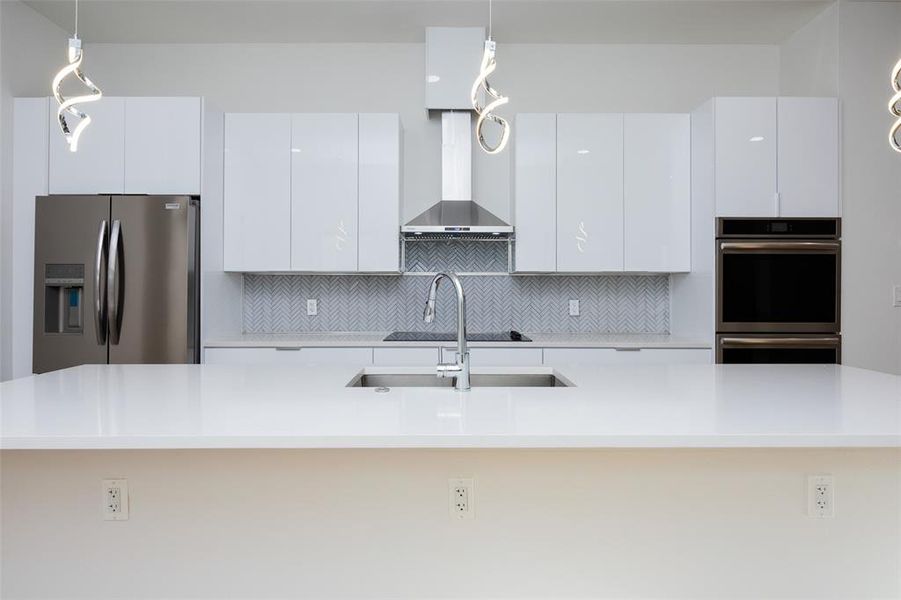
402,112 -> 513,235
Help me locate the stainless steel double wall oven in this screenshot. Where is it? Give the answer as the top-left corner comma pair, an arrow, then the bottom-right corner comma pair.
716,218 -> 841,363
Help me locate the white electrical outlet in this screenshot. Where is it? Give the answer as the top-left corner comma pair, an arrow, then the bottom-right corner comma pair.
102,479 -> 129,521
807,475 -> 834,518
568,299 -> 580,317
307,299 -> 318,316
448,478 -> 474,520
893,285 -> 901,308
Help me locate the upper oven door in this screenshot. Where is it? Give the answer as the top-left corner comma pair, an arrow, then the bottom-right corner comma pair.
717,239 -> 840,333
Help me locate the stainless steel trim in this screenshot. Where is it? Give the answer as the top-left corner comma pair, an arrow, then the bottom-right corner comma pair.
716,217 -> 841,239
93,219 -> 108,345
187,198 -> 200,363
401,201 -> 514,234
107,220 -> 123,345
720,241 -> 840,253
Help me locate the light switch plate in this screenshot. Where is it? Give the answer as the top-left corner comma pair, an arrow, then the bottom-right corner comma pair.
893,285 -> 901,308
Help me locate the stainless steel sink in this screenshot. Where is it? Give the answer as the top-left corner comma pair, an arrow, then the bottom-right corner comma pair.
347,373 -> 571,388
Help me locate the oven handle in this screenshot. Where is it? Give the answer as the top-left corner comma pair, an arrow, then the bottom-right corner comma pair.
719,336 -> 841,348
720,241 -> 840,253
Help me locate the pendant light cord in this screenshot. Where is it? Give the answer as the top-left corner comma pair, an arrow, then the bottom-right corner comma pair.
488,0 -> 493,39
74,0 -> 78,37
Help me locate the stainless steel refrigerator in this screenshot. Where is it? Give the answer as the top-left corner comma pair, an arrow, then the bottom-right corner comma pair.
33,195 -> 200,374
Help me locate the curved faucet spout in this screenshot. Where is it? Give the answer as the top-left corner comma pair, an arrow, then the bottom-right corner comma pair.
422,272 -> 470,391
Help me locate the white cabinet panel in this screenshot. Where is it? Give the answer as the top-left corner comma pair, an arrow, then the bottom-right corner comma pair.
425,27 -> 485,110
624,114 -> 690,272
556,113 -> 624,272
49,97 -> 125,194
777,97 -> 839,217
223,113 -> 291,271
373,347 -> 440,366
443,347 -> 544,366
124,97 -> 201,194
205,347 -> 372,365
358,114 -> 401,272
514,113 -> 557,272
543,348 -> 712,365
291,114 -> 359,272
714,98 -> 777,217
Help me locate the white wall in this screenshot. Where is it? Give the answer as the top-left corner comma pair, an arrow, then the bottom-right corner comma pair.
80,42 -> 780,225
0,0 -> 67,381
2,448 -> 899,599
780,1 -> 901,375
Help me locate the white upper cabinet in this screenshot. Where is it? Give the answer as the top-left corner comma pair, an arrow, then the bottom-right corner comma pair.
514,113 -> 557,272
556,113 -> 624,272
714,97 -> 778,217
425,27 -> 485,110
291,114 -> 359,272
624,113 -> 690,272
124,97 -> 202,195
777,97 -> 839,217
358,113 -> 401,272
223,113 -> 292,272
713,96 -> 839,217
49,97 -> 126,194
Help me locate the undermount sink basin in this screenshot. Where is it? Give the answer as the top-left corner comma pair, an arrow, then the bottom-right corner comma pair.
347,372 -> 571,388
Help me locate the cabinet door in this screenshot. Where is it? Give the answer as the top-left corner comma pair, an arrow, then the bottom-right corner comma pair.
425,27 -> 485,110
223,113 -> 291,271
556,113 -> 624,272
358,114 -> 401,272
543,348 -> 712,365
714,98 -> 777,217
373,347 -> 440,366
777,97 -> 839,217
624,114 -> 690,272
124,97 -> 201,195
205,347 -> 372,365
49,96 -> 125,194
291,114 -> 359,272
442,347 -> 544,366
514,114 -> 557,272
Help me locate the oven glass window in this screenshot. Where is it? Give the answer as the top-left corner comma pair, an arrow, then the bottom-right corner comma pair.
721,253 -> 837,324
721,347 -> 839,364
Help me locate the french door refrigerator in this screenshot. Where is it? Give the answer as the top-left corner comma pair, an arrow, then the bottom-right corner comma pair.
33,195 -> 200,374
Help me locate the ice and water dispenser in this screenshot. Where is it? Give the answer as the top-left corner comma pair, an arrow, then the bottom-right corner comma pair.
43,264 -> 85,334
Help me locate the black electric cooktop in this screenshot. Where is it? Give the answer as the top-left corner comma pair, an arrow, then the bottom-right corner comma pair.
384,331 -> 530,342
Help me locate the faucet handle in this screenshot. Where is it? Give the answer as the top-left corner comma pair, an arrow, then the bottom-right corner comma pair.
436,363 -> 462,379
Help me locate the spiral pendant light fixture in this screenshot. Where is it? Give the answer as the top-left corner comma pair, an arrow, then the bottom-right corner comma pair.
470,0 -> 510,154
51,0 -> 102,152
889,58 -> 901,153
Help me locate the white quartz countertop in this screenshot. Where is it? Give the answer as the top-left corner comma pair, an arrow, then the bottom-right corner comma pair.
203,332 -> 712,349
2,364 -> 898,450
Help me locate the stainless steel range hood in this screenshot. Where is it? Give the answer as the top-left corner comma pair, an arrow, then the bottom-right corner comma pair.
402,112 -> 513,235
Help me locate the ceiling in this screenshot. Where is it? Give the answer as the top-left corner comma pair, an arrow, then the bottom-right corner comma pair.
25,0 -> 833,45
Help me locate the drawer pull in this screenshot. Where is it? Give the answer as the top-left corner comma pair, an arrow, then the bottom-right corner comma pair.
614,348 -> 641,352
274,347 -> 301,351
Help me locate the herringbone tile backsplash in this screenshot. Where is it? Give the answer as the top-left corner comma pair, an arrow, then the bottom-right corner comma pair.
244,274 -> 669,334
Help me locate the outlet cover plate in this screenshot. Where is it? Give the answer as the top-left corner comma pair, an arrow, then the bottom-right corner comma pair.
306,299 -> 318,316
807,475 -> 834,518
449,478 -> 474,520
102,478 -> 129,521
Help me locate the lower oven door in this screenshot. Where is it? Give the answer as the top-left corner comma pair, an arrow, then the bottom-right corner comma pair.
716,335 -> 841,364
717,240 -> 840,333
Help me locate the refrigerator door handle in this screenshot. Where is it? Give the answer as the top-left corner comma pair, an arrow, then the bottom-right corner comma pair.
94,219 -> 109,345
107,220 -> 124,345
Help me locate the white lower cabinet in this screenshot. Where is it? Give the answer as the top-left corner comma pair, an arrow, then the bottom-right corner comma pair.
543,348 -> 712,365
373,347 -> 440,366
205,347 -> 372,366
443,347 -> 544,366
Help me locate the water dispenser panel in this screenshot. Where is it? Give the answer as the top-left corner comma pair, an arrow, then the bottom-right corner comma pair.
44,264 -> 84,334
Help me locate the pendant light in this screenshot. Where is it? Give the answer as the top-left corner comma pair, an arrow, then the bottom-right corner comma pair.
890,58 -> 901,153
51,0 -> 102,152
470,0 -> 510,154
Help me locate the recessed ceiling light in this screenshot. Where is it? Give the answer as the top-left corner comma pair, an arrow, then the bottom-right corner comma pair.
291,148 -> 301,153
749,136 -> 765,142
576,149 -> 590,155
426,75 -> 441,84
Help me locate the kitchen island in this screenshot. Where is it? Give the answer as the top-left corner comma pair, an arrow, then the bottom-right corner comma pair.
2,364 -> 899,599
1,363 -> 899,449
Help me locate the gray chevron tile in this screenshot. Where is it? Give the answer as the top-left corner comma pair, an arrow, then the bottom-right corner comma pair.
243,273 -> 669,335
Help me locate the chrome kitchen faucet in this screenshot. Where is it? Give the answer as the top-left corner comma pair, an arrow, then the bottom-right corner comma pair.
422,272 -> 470,391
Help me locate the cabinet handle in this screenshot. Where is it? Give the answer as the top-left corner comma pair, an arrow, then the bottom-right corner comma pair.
614,348 -> 641,352
275,347 -> 301,351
